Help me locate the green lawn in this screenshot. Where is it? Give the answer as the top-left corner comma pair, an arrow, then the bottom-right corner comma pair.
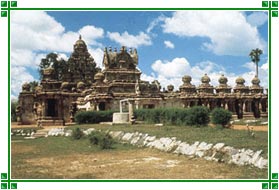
66,124 -> 268,157
12,136 -> 268,179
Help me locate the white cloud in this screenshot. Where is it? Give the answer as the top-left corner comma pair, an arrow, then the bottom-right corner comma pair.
246,12 -> 268,27
151,58 -> 191,78
10,11 -> 105,99
11,11 -> 104,52
11,66 -> 36,99
164,40 -> 175,49
243,61 -> 269,87
161,11 -> 266,56
107,31 -> 152,48
146,15 -> 166,33
141,57 -> 268,91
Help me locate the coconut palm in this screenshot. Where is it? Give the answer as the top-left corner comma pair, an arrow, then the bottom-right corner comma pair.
249,48 -> 263,77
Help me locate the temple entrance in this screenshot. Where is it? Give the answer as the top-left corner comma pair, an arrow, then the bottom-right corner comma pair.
99,102 -> 106,111
46,99 -> 57,117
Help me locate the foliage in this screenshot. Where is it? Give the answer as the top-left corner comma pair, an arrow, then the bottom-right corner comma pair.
39,53 -> 68,80
11,100 -> 18,122
134,106 -> 209,127
185,106 -> 210,127
249,48 -> 263,63
249,48 -> 263,76
72,127 -> 84,140
74,110 -> 114,124
211,108 -> 232,127
88,131 -> 114,149
28,81 -> 39,92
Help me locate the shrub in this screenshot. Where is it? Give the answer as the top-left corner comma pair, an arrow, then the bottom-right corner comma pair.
72,127 -> 84,140
11,100 -> 18,122
88,131 -> 114,149
134,108 -> 183,125
74,110 -> 114,124
211,108 -> 232,127
134,106 -> 209,127
185,106 -> 210,127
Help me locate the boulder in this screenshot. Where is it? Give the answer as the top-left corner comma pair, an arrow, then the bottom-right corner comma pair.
254,157 -> 268,169
213,143 -> 225,151
249,150 -> 263,165
121,133 -> 134,141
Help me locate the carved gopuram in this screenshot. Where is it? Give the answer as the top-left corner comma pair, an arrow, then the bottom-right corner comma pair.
17,37 -> 268,126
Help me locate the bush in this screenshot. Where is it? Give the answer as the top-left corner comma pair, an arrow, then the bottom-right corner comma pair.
211,108 -> 232,127
75,110 -> 114,124
88,131 -> 114,149
134,108 -> 186,125
185,106 -> 210,127
134,106 -> 209,127
72,127 -> 84,140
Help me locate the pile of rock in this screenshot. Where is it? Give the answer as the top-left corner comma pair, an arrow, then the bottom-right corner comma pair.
47,128 -> 66,137
25,127 -> 267,169
11,129 -> 36,137
46,128 -> 95,137
107,130 -> 268,169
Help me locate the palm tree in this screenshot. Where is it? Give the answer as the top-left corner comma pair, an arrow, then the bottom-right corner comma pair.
249,48 -> 263,77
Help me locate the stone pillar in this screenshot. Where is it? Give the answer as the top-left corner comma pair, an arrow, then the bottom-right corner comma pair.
243,101 -> 246,113
135,100 -> 139,110
225,101 -> 228,110
206,101 -> 210,109
238,101 -> 243,119
42,100 -> 46,119
259,101 -> 262,112
128,100 -> 135,124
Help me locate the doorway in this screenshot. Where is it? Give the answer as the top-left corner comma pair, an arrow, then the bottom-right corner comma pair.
47,99 -> 57,117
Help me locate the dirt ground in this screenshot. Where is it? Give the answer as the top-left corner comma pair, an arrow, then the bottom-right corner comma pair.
231,125 -> 268,132
11,144 -> 265,179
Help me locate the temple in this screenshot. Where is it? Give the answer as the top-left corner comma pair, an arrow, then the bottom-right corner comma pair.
16,36 -> 268,126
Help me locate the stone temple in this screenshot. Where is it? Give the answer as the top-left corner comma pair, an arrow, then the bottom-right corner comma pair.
16,36 -> 268,126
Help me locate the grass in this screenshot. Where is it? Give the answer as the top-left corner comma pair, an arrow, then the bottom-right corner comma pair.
12,136 -> 267,179
11,136 -> 136,179
11,136 -> 133,157
66,124 -> 268,157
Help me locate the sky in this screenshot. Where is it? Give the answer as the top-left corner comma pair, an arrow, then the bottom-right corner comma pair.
10,11 -> 268,99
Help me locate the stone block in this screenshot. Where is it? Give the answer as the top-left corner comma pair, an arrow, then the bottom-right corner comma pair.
113,112 -> 129,124
213,143 -> 225,151
121,133 -> 134,141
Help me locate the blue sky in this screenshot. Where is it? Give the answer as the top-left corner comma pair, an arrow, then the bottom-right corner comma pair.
10,11 -> 268,99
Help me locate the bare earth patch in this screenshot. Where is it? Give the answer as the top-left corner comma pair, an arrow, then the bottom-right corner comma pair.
12,146 -> 265,179
232,125 -> 268,132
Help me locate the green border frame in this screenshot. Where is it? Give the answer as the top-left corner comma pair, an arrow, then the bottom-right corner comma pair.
1,1 -> 278,189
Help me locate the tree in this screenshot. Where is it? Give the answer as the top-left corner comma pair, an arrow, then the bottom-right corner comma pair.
11,100 -> 18,122
39,53 -> 68,80
249,48 -> 263,77
29,81 -> 39,92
